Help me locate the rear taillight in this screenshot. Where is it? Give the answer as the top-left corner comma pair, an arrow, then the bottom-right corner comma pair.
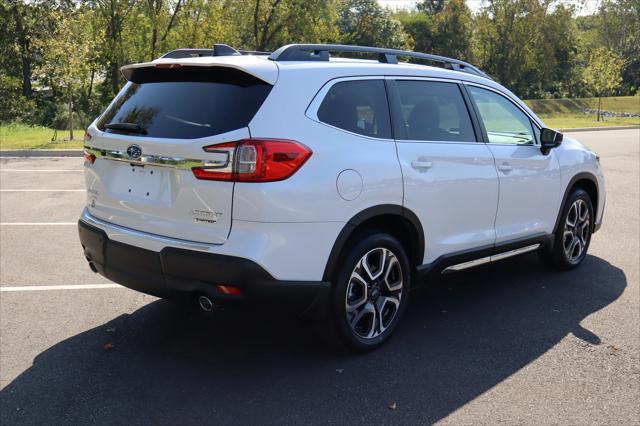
83,151 -> 96,164
83,130 -> 96,164
193,139 -> 312,182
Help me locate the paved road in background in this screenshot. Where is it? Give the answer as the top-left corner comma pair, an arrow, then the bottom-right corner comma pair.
1,129 -> 638,425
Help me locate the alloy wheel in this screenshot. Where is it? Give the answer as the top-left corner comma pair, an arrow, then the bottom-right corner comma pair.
563,198 -> 590,263
345,247 -> 403,339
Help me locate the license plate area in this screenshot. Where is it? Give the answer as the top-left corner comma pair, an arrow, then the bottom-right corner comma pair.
109,163 -> 173,203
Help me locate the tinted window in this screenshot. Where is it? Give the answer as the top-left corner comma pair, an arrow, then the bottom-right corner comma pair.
97,67 -> 272,139
395,81 -> 476,142
468,86 -> 535,145
317,80 -> 391,139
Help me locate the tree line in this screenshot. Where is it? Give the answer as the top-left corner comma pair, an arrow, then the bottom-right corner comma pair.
1,0 -> 638,134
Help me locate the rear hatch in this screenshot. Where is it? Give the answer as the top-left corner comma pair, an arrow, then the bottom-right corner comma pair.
84,61 -> 275,244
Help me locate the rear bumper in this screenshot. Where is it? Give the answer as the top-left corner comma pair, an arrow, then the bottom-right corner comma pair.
78,220 -> 330,317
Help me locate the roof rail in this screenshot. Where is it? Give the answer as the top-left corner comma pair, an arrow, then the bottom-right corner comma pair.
268,44 -> 490,79
161,44 -> 271,59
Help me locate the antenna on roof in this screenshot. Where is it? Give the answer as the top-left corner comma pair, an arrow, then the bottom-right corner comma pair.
160,44 -> 271,59
213,44 -> 241,56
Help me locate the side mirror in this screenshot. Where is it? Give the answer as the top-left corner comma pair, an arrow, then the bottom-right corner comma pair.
540,128 -> 563,154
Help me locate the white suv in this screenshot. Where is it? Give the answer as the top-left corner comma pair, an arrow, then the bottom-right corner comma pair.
79,44 -> 605,350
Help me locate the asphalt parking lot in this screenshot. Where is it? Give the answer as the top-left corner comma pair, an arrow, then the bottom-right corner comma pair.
1,129 -> 638,425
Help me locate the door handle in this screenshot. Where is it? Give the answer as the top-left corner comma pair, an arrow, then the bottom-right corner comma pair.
497,162 -> 513,173
411,160 -> 433,170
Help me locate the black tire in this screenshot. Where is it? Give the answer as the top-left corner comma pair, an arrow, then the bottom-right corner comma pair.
329,233 -> 411,351
548,188 -> 594,270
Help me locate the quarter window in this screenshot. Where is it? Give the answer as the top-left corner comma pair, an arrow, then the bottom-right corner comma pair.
317,80 -> 391,139
468,86 -> 536,145
394,81 -> 476,142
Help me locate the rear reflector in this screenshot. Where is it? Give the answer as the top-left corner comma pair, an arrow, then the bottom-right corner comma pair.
216,285 -> 243,296
194,139 -> 312,182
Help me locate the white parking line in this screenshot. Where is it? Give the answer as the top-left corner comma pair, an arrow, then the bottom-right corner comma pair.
0,169 -> 83,172
0,222 -> 76,225
0,189 -> 84,192
0,284 -> 123,292
0,156 -> 82,159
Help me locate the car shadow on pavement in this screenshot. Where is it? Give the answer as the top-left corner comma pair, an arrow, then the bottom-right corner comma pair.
0,254 -> 626,425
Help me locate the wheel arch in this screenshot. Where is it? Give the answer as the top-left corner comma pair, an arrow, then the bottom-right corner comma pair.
322,205 -> 425,282
553,172 -> 599,234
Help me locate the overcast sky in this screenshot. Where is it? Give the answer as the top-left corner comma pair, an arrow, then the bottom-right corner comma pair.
378,0 -> 602,15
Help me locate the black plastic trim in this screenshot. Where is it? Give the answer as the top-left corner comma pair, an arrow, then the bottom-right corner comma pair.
78,220 -> 329,315
459,82 -> 486,143
384,79 -> 407,140
415,233 -> 552,284
322,205 -> 425,282
552,172 -> 600,235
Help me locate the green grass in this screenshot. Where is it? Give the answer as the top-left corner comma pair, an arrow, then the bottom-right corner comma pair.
524,96 -> 640,115
0,124 -> 85,150
524,96 -> 640,129
537,114 -> 639,130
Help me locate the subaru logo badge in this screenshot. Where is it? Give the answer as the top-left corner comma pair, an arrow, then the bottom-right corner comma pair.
126,144 -> 142,160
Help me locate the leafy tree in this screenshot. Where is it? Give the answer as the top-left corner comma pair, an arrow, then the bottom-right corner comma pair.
222,0 -> 338,52
473,0 -> 580,98
338,0 -> 412,50
399,0 -> 472,60
91,0 -> 135,98
416,0 -> 445,15
0,75 -> 35,124
583,47 -> 625,121
593,0 -> 640,95
142,0 -> 183,60
169,0 -> 233,49
1,0 -> 637,131
37,8 -> 94,139
1,0 -> 59,98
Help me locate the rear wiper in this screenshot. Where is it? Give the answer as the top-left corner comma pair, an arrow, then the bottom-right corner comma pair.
104,122 -> 148,135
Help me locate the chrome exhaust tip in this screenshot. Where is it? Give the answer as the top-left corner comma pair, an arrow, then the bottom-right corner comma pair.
198,295 -> 215,312
86,257 -> 98,273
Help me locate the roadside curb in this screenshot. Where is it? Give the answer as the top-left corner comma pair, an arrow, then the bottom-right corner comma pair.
0,149 -> 83,158
561,125 -> 640,133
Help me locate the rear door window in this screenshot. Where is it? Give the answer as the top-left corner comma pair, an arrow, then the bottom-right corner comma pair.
317,79 -> 391,139
97,67 -> 272,139
393,80 -> 477,142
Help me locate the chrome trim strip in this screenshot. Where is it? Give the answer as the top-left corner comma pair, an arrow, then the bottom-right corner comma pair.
80,209 -> 217,251
442,256 -> 491,273
490,244 -> 540,262
84,146 -> 228,170
442,243 -> 541,274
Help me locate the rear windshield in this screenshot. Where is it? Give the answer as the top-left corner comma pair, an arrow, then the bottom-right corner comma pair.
97,66 -> 272,139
